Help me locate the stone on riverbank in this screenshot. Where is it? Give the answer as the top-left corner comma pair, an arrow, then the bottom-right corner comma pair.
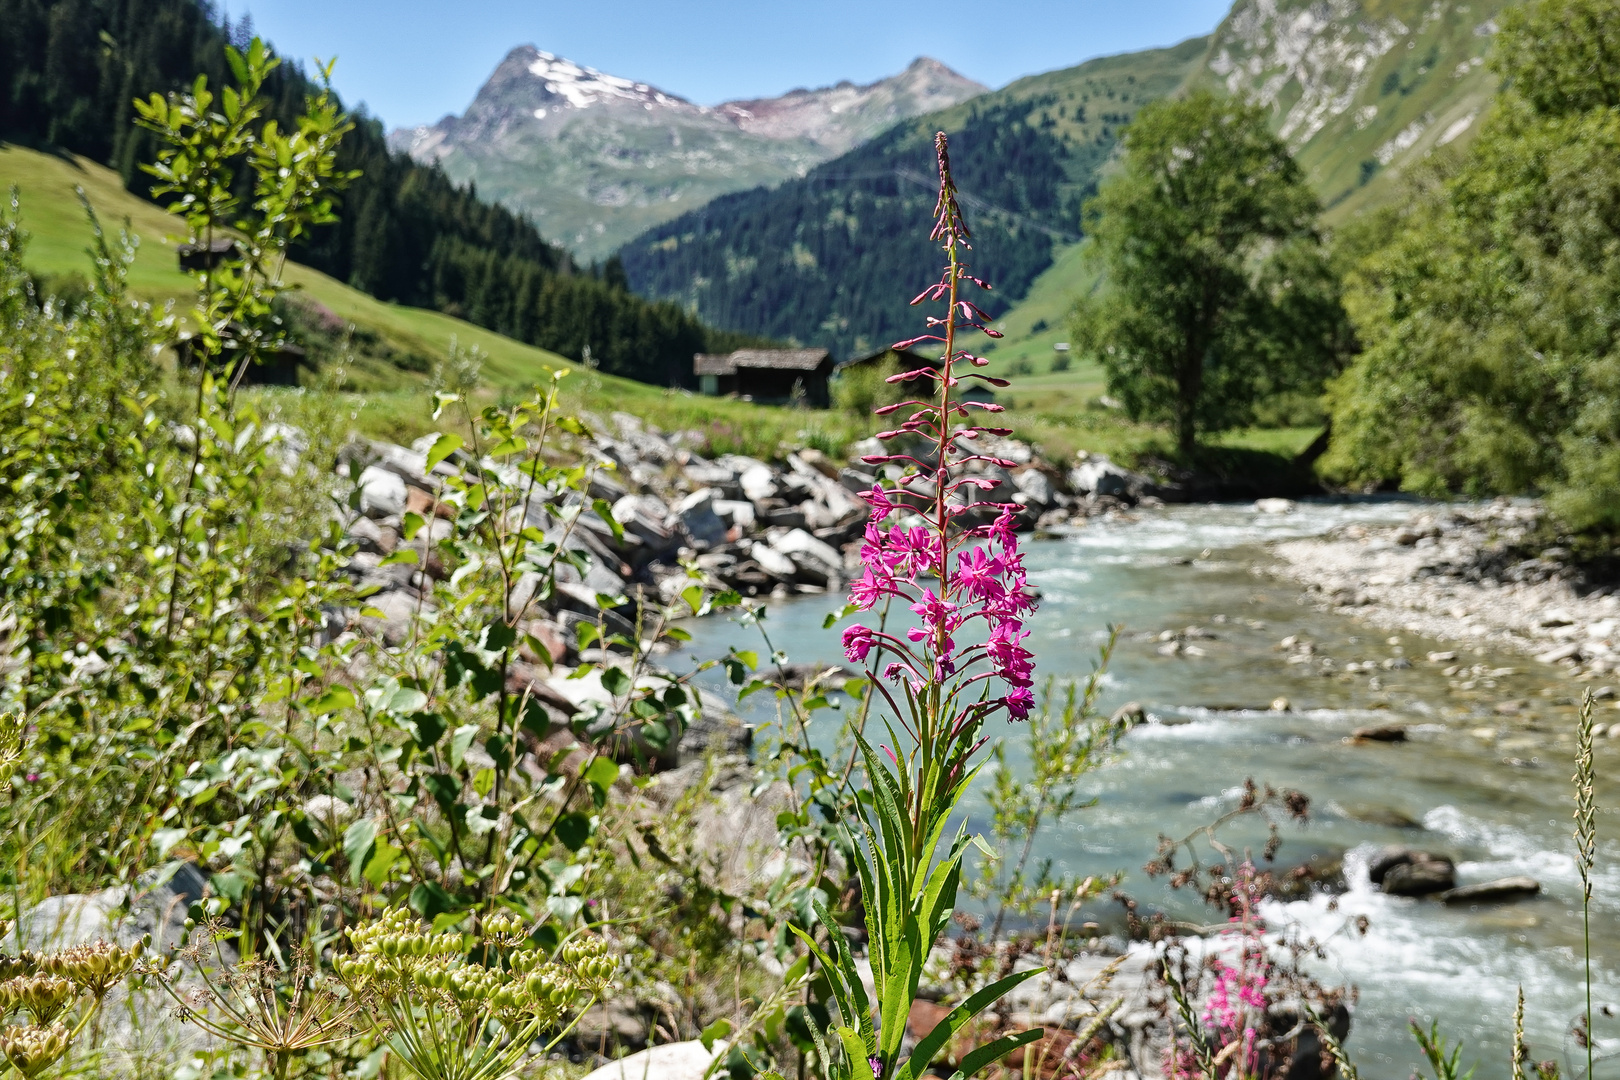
1439,876 -> 1541,905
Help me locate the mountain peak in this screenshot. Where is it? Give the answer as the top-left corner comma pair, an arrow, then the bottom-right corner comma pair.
513,46 -> 690,111
386,50 -> 986,258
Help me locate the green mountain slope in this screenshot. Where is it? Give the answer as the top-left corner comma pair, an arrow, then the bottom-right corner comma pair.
618,37 -> 1210,359
1,144 -> 593,394
978,0 -> 1512,392
1191,0 -> 1509,220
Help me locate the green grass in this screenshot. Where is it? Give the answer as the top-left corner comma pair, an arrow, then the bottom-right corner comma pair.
2,143 -> 1319,472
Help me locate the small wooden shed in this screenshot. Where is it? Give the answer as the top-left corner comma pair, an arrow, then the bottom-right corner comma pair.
694,348 -> 833,406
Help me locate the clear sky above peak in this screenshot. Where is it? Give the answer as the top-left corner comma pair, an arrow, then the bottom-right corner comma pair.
237,0 -> 1232,130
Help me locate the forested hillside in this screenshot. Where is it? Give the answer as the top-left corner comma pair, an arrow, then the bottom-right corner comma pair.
0,0 -> 758,384
618,39 -> 1210,358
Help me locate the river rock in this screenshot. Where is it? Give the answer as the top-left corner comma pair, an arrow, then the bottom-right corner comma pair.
1535,642 -> 1582,664
738,463 -> 779,503
841,466 -> 877,494
770,529 -> 842,582
673,489 -> 728,549
749,542 -> 798,582
357,465 -> 407,518
712,499 -> 755,528
1439,876 -> 1541,905
1370,848 -> 1456,895
5,865 -> 227,1062
1068,455 -> 1138,499
1254,498 -> 1296,514
1013,468 -> 1056,507
579,1040 -> 727,1080
1351,724 -> 1408,742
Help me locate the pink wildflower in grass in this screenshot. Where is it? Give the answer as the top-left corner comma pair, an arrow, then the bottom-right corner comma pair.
840,131 -> 1036,741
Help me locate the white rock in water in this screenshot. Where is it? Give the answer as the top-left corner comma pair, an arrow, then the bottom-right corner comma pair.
1535,642 -> 1583,664
358,466 -> 407,519
1254,498 -> 1296,514
580,1041 -> 728,1080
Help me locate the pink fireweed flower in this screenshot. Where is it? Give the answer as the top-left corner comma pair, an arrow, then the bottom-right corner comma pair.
839,130 -> 1038,750
843,624 -> 877,664
954,547 -> 1003,604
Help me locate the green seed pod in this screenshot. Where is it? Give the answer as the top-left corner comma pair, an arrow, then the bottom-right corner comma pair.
0,1022 -> 71,1079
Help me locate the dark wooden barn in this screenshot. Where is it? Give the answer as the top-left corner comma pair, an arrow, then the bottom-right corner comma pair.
173,326 -> 308,387
694,348 -> 833,406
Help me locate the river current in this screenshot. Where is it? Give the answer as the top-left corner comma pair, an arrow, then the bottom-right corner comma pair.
676,501 -> 1617,1079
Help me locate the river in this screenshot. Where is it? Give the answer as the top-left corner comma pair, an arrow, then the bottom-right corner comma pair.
676,500 -> 1617,1080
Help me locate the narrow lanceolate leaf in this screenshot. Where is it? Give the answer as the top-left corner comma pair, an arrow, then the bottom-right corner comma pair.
941,1028 -> 1044,1080
816,899 -> 874,1047
836,1027 -> 879,1080
901,968 -> 1045,1080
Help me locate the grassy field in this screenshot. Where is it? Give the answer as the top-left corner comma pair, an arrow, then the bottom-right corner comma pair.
2,143 -> 1319,472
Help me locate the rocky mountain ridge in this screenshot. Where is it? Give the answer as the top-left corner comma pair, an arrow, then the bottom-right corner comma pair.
387,48 -> 985,260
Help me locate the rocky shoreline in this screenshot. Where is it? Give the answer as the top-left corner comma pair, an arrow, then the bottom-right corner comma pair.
1267,499 -> 1620,682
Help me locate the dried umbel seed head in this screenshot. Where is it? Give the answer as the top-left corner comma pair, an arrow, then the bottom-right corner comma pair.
0,975 -> 80,1024
0,1023 -> 71,1078
38,940 -> 143,996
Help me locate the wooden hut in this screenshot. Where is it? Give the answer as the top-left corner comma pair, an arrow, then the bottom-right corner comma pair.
693,348 -> 833,406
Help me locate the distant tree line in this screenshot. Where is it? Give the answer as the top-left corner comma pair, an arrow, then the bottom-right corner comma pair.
0,0 -> 756,384
619,98 -> 1081,358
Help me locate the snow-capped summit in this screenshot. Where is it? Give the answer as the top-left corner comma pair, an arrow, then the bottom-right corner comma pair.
387,46 -> 985,259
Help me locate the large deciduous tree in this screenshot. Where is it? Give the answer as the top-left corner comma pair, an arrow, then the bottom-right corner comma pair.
1323,0 -> 1620,528
1071,91 -> 1346,454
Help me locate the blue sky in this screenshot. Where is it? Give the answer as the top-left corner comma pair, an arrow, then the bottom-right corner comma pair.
236,0 -> 1233,129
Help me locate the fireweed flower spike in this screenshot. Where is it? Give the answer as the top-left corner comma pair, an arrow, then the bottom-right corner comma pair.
795,133 -> 1045,1080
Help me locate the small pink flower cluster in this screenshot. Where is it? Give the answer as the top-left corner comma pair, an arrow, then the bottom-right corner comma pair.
839,133 -> 1036,729
842,507 -> 1036,719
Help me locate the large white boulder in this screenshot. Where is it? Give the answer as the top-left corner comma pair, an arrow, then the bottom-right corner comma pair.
580,1041 -> 728,1080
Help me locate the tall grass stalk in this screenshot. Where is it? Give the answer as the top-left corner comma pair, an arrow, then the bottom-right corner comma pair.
1574,689 -> 1596,1080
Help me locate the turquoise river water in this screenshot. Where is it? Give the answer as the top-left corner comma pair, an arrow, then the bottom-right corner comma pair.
677,501 -> 1619,1080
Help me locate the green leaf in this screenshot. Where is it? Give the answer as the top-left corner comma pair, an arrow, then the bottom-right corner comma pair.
423,432 -> 463,473
554,812 -> 592,851
363,840 -> 402,886
592,498 -> 625,541
409,881 -> 455,920
681,584 -> 704,614
481,620 -> 517,652
583,756 -> 619,798
902,968 -> 1045,1080
379,549 -> 419,566
600,667 -> 631,696
941,1028 -> 1043,1080
152,827 -> 188,859
401,511 -> 426,540
306,684 -> 356,716
343,819 -> 377,885
700,1018 -> 733,1052
450,724 -> 478,769
387,686 -> 429,715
